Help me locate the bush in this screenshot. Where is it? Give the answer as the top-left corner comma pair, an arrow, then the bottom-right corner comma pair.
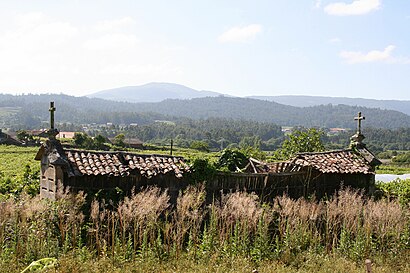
190,140 -> 209,152
189,158 -> 217,183
392,152 -> 410,164
216,149 -> 248,172
377,178 -> 410,206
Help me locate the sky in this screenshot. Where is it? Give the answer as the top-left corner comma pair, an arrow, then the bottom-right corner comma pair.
0,0 -> 409,100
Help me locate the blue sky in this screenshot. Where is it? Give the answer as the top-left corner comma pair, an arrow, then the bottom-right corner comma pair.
0,0 -> 409,99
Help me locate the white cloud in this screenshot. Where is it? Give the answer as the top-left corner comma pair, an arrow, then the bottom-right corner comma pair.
218,24 -> 262,43
329,37 -> 341,43
0,12 -> 78,50
100,63 -> 183,76
315,0 -> 322,9
324,0 -> 381,16
0,12 -> 78,73
340,45 -> 410,64
94,17 -> 136,32
0,12 -> 185,95
84,33 -> 138,50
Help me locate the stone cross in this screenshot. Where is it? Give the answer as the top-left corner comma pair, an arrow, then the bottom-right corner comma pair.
49,102 -> 56,130
354,112 -> 365,134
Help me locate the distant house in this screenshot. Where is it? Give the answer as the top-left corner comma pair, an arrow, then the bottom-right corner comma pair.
328,128 -> 348,136
0,129 -> 22,146
124,138 -> 144,149
57,131 -> 76,139
108,137 -> 144,149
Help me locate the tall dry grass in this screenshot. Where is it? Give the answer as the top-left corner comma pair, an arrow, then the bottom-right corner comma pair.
0,186 -> 409,270
0,190 -> 85,263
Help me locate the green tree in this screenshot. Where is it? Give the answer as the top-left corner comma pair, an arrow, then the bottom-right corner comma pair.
216,149 -> 248,172
392,152 -> 410,164
189,157 -> 217,182
276,128 -> 325,160
190,140 -> 210,152
239,136 -> 262,150
94,134 -> 107,150
73,132 -> 88,147
113,133 -> 126,147
73,132 -> 95,149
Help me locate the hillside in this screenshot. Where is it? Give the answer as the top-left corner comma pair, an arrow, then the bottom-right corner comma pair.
250,95 -> 410,116
87,83 -> 410,117
1,94 -> 409,130
134,97 -> 410,128
88,82 -> 223,103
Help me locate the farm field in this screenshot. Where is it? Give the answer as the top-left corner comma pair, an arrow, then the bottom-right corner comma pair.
0,145 -> 39,177
0,106 -> 19,118
0,145 -> 39,199
376,164 -> 410,175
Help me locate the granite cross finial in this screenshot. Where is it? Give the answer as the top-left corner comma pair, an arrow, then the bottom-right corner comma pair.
354,112 -> 365,134
49,102 -> 56,130
47,102 -> 59,139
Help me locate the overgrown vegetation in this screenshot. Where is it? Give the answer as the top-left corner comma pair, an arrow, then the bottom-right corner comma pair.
377,178 -> 410,206
0,145 -> 40,200
392,151 -> 410,164
0,187 -> 409,272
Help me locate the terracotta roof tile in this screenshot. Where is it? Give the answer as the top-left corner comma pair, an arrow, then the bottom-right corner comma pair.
65,149 -> 189,179
292,149 -> 374,174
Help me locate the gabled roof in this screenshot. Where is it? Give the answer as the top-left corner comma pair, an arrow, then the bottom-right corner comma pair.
0,131 -> 22,146
292,149 -> 377,174
64,149 -> 190,179
36,138 -> 190,179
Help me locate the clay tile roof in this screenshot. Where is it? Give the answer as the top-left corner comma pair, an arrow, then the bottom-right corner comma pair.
65,149 -> 190,179
292,149 -> 374,174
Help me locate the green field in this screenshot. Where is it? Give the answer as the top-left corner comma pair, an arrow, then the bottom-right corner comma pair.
0,145 -> 39,177
0,145 -> 40,199
0,106 -> 20,117
376,164 -> 410,175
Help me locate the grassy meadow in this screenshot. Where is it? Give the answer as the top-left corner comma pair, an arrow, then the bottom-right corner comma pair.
0,145 -> 409,272
0,145 -> 39,199
376,164 -> 410,175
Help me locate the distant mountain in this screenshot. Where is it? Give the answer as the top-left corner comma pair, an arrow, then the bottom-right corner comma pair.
88,82 -> 224,103
1,94 -> 410,130
89,83 -> 410,116
249,95 -> 410,116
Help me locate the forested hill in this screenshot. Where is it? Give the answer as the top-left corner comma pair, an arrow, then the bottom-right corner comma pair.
249,95 -> 410,116
135,97 -> 410,128
1,94 -> 409,129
